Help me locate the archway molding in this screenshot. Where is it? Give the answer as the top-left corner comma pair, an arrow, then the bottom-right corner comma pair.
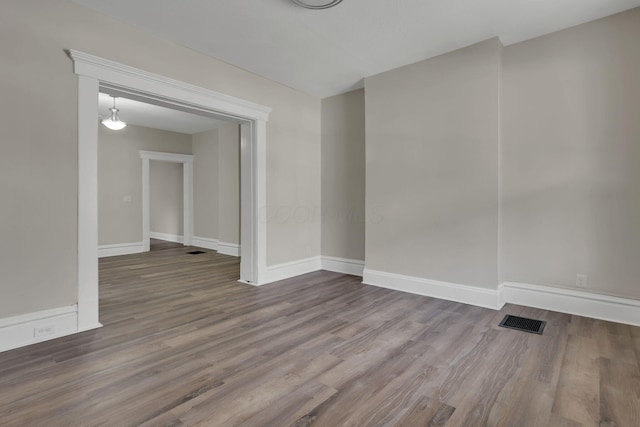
69,50 -> 270,331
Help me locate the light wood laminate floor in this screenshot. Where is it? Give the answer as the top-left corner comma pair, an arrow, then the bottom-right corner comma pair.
0,245 -> 639,426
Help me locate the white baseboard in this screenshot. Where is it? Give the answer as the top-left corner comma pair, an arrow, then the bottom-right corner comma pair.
98,242 -> 145,258
256,255 -> 362,286
192,237 -> 240,257
218,241 -> 240,257
0,305 -> 79,353
502,282 -> 640,327
362,269 -> 504,310
360,270 -> 640,326
322,256 -> 365,276
263,256 -> 322,285
192,236 -> 218,251
150,232 -> 183,244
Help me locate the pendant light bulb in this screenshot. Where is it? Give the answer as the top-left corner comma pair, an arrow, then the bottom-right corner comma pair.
102,97 -> 127,130
291,0 -> 343,9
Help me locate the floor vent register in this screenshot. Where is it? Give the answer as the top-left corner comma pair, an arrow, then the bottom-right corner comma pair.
499,314 -> 546,335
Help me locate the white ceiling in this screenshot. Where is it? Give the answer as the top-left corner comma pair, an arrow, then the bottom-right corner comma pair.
78,0 -> 640,98
98,92 -> 229,134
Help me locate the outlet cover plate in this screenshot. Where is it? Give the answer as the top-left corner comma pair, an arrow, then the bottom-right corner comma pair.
34,325 -> 55,338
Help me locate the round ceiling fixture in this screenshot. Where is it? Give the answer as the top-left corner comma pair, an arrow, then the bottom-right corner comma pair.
291,0 -> 343,9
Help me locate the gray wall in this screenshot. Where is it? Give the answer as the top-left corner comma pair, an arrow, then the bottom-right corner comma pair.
0,0 -> 320,317
192,123 -> 240,245
192,130 -> 219,240
363,9 -> 640,302
217,123 -> 241,245
501,8 -> 640,299
321,89 -> 365,261
98,124 -> 191,245
2,0 -> 637,320
364,38 -> 502,289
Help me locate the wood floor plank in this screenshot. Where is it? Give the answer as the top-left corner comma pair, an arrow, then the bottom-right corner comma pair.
552,334 -> 600,426
0,243 -> 639,426
546,413 -> 584,427
599,357 -> 640,427
489,378 -> 555,427
394,396 -> 456,427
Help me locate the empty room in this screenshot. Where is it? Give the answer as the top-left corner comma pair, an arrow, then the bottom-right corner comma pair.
1,1 -> 639,426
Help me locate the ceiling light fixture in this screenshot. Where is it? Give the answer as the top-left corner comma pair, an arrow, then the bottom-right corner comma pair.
291,0 -> 343,9
101,96 -> 127,130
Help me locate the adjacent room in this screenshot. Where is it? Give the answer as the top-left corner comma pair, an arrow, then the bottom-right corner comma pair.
1,0 -> 639,425
96,92 -> 242,258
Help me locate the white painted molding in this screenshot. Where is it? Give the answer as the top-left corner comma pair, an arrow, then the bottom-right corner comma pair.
0,305 -> 81,353
260,256 -> 323,285
76,75 -> 100,332
183,162 -> 194,246
502,282 -> 640,327
68,50 -> 272,122
98,242 -> 145,258
139,151 -> 194,163
192,236 -> 219,251
239,122 -> 253,282
150,232 -> 184,244
321,256 -> 365,276
362,269 -> 504,310
240,120 -> 268,285
248,256 -> 363,286
218,241 -> 241,257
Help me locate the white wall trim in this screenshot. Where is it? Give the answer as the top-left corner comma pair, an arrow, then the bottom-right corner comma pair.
502,282 -> 640,327
0,305 -> 79,353
68,50 -> 271,122
68,48 -> 270,338
139,151 -> 194,163
192,236 -> 219,251
98,242 -> 145,258
259,256 -> 323,285
218,241 -> 240,257
362,269 -> 504,310
76,75 -> 101,332
321,256 -> 365,276
149,232 -> 184,244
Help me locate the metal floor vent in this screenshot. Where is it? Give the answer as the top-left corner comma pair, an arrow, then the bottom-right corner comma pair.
187,250 -> 206,255
499,315 -> 546,335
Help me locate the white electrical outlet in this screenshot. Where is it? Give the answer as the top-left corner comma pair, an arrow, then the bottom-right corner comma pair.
123,195 -> 132,203
33,325 -> 55,338
576,274 -> 588,288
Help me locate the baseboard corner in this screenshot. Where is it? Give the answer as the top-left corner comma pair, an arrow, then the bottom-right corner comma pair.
262,256 -> 322,285
321,256 -> 365,276
502,281 -> 640,327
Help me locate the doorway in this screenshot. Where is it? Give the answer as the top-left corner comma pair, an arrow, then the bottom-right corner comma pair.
140,151 -> 194,252
70,49 -> 271,331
